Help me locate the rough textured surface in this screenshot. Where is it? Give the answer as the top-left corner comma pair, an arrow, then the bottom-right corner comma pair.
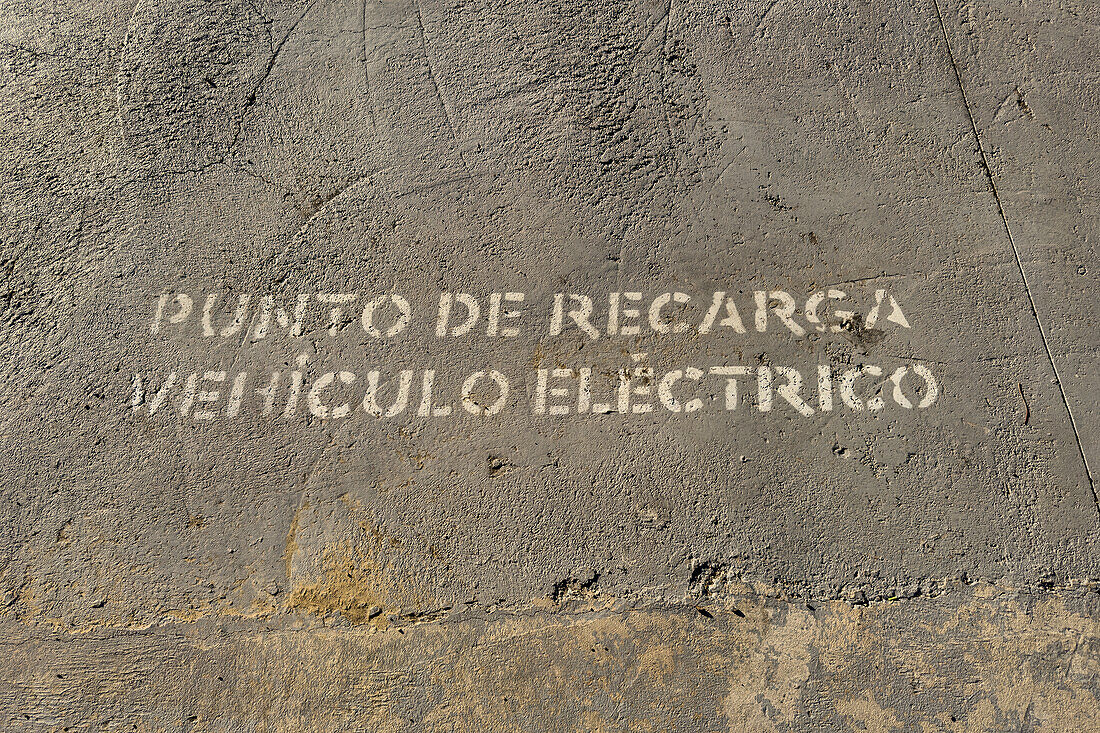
0,0 -> 1097,729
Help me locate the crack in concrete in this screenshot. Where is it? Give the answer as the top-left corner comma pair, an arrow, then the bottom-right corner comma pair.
229,0 -> 320,155
410,0 -> 471,178
932,0 -> 1098,522
115,0 -> 316,178
755,0 -> 780,36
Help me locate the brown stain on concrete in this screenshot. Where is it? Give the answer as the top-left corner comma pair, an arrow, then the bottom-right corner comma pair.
284,544 -> 415,625
283,495 -> 434,625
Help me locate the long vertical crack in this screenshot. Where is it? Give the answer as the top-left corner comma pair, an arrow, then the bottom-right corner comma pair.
932,0 -> 1098,521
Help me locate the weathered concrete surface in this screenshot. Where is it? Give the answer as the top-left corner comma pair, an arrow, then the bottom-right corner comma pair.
4,584 -> 1100,731
0,0 -> 1097,729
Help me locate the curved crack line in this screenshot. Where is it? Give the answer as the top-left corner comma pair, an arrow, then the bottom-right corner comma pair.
410,0 -> 470,177
932,0 -> 1098,521
117,0 -> 316,176
228,0 -> 320,154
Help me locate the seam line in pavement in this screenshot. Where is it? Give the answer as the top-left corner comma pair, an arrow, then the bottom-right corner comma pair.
932,0 -> 1098,521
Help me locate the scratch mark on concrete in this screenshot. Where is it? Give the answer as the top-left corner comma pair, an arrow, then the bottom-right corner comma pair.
823,272 -> 911,287
392,171 -> 496,199
755,0 -> 780,37
932,0 -> 1098,520
410,0 -> 470,176
291,172 -> 377,240
230,0 -> 319,152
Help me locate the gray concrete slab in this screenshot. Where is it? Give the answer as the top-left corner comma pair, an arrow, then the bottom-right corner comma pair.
0,0 -> 1097,729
